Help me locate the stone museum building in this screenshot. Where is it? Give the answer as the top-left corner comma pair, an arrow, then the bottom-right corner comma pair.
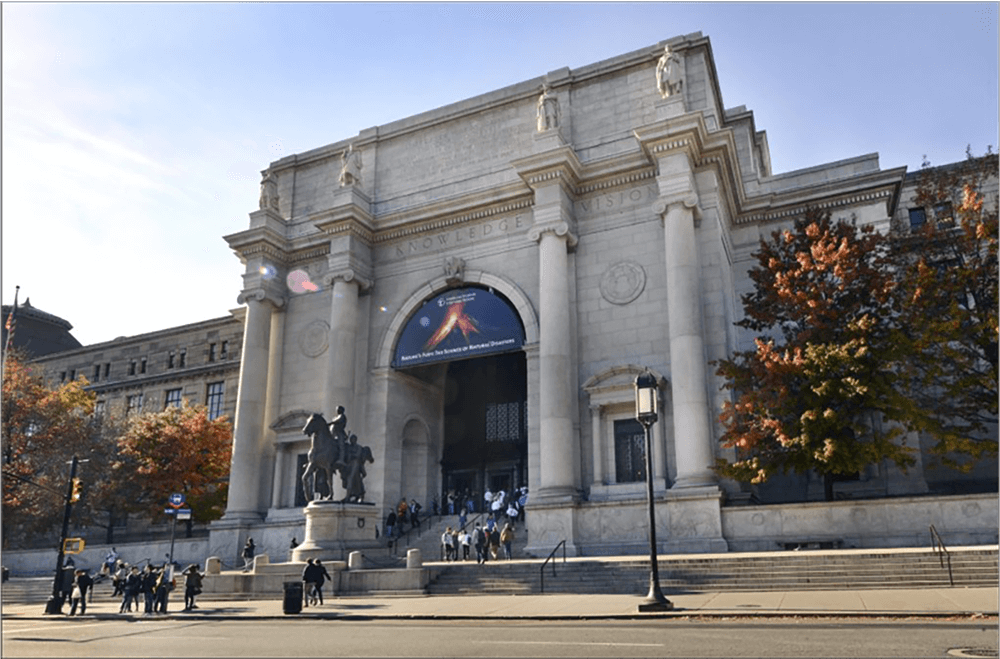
21,33 -> 993,561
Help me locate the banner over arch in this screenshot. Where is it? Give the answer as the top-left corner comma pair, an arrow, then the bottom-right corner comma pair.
392,287 -> 525,369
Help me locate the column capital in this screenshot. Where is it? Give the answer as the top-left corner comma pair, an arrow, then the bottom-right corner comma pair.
654,193 -> 702,226
323,269 -> 373,292
528,221 -> 578,247
237,288 -> 286,309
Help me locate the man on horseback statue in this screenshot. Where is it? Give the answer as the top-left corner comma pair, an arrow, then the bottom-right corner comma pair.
301,406 -> 374,504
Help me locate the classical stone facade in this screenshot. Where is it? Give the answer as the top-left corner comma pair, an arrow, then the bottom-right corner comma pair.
31,314 -> 243,423
213,32 -> 997,559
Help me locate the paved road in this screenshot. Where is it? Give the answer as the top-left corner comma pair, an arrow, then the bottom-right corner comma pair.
2,617 -> 997,658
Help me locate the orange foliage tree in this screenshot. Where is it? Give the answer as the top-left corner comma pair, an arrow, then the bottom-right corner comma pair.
115,401 -> 232,525
714,209 -> 917,500
889,152 -> 998,469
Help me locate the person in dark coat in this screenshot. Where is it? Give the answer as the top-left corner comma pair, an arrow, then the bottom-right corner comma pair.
312,559 -> 332,605
140,565 -> 158,614
69,570 -> 94,616
120,566 -> 141,613
183,564 -> 203,611
302,558 -> 317,607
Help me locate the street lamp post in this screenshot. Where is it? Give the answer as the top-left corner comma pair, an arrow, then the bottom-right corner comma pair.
634,370 -> 673,612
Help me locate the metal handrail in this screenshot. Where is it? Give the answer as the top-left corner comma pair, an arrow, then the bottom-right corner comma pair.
539,540 -> 566,594
929,524 -> 954,587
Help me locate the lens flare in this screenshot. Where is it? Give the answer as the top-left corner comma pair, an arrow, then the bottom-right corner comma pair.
287,269 -> 319,294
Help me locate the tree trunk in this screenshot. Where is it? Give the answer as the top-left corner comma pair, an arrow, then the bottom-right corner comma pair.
823,472 -> 835,502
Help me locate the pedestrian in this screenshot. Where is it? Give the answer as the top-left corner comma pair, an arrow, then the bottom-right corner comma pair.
153,565 -> 172,613
458,507 -> 467,531
432,494 -> 440,518
120,566 -> 140,613
474,523 -> 487,564
241,538 -> 256,572
441,526 -> 454,561
69,569 -> 93,616
312,559 -> 332,605
489,525 -> 501,561
397,498 -> 409,529
103,547 -> 119,576
302,558 -> 317,607
460,528 -> 471,561
140,565 -> 158,614
410,499 -> 422,529
447,491 -> 455,515
500,523 -> 515,560
386,511 -> 397,539
112,561 -> 127,597
183,564 -> 203,611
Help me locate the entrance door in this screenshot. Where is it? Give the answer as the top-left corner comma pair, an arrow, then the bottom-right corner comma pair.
442,351 -> 527,512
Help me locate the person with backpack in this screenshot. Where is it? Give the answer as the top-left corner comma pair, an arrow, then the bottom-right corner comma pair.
474,523 -> 487,564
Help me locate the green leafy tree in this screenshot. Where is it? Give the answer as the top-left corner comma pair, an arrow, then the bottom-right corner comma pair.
116,401 -> 232,527
715,209 -> 916,500
889,152 -> 999,469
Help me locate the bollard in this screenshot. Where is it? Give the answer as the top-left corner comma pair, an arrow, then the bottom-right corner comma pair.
406,548 -> 422,569
348,551 -> 363,570
205,557 -> 222,575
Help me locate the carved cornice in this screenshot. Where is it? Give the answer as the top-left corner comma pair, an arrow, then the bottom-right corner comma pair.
237,287 -> 286,309
510,144 -> 584,194
527,221 -> 579,247
323,269 -> 373,292
375,197 -> 533,245
736,185 -> 899,226
223,225 -> 291,266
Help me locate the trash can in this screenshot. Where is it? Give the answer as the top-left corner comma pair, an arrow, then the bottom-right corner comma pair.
282,581 -> 303,615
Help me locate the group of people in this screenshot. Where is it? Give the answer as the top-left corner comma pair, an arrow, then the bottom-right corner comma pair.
385,497 -> 423,539
102,556 -> 204,615
440,486 -> 528,523
301,558 -> 332,606
442,521 -> 515,563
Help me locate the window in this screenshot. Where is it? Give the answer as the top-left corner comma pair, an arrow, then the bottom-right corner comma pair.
934,201 -> 954,227
206,382 -> 224,420
220,341 -> 229,359
168,351 -> 175,369
614,419 -> 646,483
908,208 -> 926,229
164,388 -> 183,409
93,365 -> 101,381
485,401 -> 527,442
69,369 -> 76,381
95,400 -> 106,417
126,394 -> 144,416
60,371 -> 67,383
179,350 -> 186,368
104,363 -> 111,378
140,357 -> 147,374
128,360 -> 136,376
208,343 -> 216,362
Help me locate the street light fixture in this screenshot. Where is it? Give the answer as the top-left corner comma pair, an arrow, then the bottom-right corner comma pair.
634,370 -> 673,612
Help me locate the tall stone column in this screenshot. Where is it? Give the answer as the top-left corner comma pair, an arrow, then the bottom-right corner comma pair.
225,288 -> 283,521
325,273 -> 361,416
535,225 -> 577,500
658,195 -> 717,489
589,404 -> 603,486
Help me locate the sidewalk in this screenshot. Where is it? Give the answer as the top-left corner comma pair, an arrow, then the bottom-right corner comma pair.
4,587 -> 997,621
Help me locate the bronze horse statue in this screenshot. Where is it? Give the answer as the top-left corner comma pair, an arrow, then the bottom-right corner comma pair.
301,412 -> 344,502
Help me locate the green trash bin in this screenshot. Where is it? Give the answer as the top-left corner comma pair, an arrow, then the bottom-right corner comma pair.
283,581 -> 303,614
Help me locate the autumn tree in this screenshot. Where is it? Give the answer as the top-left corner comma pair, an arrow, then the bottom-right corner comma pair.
889,151 -> 999,469
116,401 -> 232,528
715,209 -> 917,500
2,350 -> 97,546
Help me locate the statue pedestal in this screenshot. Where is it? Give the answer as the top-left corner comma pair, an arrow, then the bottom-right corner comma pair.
291,501 -> 382,562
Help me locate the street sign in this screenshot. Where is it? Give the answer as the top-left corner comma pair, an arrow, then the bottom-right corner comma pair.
63,538 -> 85,554
168,493 -> 186,508
164,508 -> 176,515
176,509 -> 192,520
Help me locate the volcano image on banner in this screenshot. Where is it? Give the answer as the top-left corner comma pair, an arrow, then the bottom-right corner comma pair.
393,287 -> 525,369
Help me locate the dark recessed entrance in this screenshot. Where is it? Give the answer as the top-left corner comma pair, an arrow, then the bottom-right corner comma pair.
442,351 -> 527,510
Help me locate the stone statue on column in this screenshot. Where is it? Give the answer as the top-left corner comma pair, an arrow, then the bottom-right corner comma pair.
656,45 -> 684,99
339,143 -> 362,187
259,170 -> 279,210
536,84 -> 560,132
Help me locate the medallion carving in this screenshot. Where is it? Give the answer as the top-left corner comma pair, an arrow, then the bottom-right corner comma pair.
599,261 -> 646,305
300,320 -> 330,358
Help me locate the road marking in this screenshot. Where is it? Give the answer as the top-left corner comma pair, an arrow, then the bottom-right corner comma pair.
2,622 -> 107,635
475,640 -> 664,648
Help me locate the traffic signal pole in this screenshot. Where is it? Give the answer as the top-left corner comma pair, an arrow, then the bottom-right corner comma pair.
44,456 -> 78,615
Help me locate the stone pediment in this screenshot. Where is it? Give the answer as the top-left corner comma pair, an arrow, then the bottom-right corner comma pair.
271,409 -> 315,433
583,364 -> 668,406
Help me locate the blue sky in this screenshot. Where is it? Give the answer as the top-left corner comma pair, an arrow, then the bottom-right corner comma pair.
3,2 -> 997,346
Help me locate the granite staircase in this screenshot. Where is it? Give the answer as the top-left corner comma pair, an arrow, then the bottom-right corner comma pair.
425,546 -> 999,595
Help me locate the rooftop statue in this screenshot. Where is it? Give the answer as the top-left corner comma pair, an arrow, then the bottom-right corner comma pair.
656,45 -> 684,99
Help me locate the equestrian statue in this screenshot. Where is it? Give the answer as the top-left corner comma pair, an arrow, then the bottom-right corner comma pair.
301,406 -> 374,504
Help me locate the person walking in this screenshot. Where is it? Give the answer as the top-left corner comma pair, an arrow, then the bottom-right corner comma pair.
386,511 -> 397,539
488,524 -> 501,561
241,538 -> 256,572
183,564 -> 203,611
460,528 -> 472,561
112,562 -> 127,597
441,527 -> 454,561
500,523 -> 515,560
474,523 -> 487,564
302,558 -> 318,607
410,499 -> 422,529
140,565 -> 158,614
120,566 -> 140,613
69,569 -> 93,616
313,559 -> 332,605
153,565 -> 171,614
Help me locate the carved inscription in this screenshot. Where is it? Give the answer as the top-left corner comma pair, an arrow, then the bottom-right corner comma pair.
576,185 -> 658,215
387,214 -> 527,258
